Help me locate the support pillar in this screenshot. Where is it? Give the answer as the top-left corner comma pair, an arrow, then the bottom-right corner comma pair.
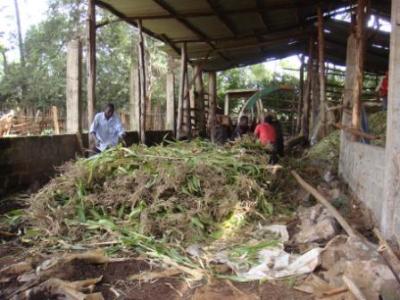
177,43 -> 187,139
351,0 -> 367,137
381,0 -> 400,237
208,71 -> 217,142
310,59 -> 320,138
194,65 -> 206,137
166,73 -> 175,133
224,94 -> 229,115
129,66 -> 140,131
184,64 -> 192,138
296,54 -> 305,134
301,38 -> 314,139
317,7 -> 327,136
66,40 -> 82,133
87,0 -> 96,126
138,20 -> 146,144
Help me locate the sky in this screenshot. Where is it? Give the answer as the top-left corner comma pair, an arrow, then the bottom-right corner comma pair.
0,0 -> 48,60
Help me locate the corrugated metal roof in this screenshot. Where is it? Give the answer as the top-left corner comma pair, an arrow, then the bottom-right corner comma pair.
96,0 -> 390,72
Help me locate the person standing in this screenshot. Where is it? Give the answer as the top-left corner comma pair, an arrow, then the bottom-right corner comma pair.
89,103 -> 126,153
376,71 -> 388,111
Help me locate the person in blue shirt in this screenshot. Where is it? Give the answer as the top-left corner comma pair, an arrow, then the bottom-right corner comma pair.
89,103 -> 126,153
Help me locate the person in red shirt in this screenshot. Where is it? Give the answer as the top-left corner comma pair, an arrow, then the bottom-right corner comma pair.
254,115 -> 277,146
254,115 -> 278,164
377,71 -> 388,111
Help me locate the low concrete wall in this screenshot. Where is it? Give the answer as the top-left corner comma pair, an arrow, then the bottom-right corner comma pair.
0,131 -> 171,196
339,136 -> 385,223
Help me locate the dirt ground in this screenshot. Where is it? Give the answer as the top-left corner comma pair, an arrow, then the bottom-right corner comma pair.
0,245 -> 312,300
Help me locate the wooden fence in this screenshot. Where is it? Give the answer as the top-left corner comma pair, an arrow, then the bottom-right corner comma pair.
0,105 -> 166,137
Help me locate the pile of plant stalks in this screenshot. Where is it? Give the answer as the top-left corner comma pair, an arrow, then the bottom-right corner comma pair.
22,140 -> 292,269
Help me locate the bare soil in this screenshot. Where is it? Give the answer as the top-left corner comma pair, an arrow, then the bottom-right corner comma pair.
0,244 -> 313,300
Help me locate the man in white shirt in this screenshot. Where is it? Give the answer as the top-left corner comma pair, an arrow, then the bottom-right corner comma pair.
89,103 -> 126,153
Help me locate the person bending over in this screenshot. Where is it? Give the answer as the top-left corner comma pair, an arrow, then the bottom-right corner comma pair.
254,115 -> 278,164
89,103 -> 125,153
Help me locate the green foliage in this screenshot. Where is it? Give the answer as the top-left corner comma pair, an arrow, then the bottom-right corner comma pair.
0,0 -> 168,113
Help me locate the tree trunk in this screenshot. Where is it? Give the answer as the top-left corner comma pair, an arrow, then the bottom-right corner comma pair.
13,0 -> 25,68
1,50 -> 8,74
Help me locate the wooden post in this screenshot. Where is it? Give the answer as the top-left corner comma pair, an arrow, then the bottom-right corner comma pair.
296,54 -> 305,134
177,43 -> 187,139
310,58 -> 320,137
66,39 -> 82,134
138,20 -> 146,144
129,66 -> 140,131
317,7 -> 327,136
224,94 -> 229,115
208,71 -> 217,142
87,0 -> 96,127
340,33 -> 357,138
166,73 -> 175,133
351,0 -> 367,137
302,38 -> 314,139
184,64 -> 192,137
52,106 -> 60,134
381,0 -> 400,238
194,65 -> 206,137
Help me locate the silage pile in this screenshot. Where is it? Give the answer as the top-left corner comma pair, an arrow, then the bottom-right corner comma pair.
24,140 -> 291,278
306,130 -> 340,167
368,111 -> 386,147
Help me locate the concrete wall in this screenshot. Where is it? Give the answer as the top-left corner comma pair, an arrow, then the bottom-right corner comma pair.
0,131 -> 171,196
339,136 -> 385,223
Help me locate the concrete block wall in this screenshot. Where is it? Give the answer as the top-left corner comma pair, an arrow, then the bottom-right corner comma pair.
339,137 -> 385,223
0,131 -> 171,196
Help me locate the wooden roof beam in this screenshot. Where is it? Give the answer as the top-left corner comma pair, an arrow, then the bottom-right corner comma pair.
95,0 -> 182,56
206,0 -> 237,36
127,0 -> 326,20
152,0 -> 230,62
256,0 -> 270,31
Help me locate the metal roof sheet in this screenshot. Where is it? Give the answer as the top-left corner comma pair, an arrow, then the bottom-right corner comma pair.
96,0 -> 390,72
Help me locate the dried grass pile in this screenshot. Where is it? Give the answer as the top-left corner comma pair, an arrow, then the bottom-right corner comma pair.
24,140 -> 289,268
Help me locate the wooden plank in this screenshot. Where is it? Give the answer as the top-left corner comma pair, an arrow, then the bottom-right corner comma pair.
291,170 -> 357,237
342,276 -> 367,300
138,20 -> 146,144
333,123 -> 381,140
373,228 -> 400,284
87,0 -> 96,127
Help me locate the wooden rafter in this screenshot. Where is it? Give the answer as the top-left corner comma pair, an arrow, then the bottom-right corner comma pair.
126,0 -> 325,20
152,0 -> 230,62
95,0 -> 181,56
256,0 -> 270,31
206,0 -> 237,36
